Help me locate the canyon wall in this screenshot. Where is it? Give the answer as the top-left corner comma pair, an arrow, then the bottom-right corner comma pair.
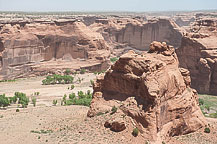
0,21 -> 110,80
176,19 -> 217,94
114,19 -> 183,50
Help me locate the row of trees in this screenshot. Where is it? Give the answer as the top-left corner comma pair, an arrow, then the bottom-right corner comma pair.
0,92 -> 30,108
53,90 -> 92,107
42,74 -> 74,85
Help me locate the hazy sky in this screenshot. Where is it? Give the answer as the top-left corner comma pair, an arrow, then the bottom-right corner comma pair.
0,0 -> 217,12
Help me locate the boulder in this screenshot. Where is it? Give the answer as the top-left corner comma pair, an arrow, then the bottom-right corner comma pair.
104,117 -> 126,132
88,42 -> 206,141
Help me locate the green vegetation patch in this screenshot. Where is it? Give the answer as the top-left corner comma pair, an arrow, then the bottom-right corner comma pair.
31,129 -> 53,134
110,57 -> 119,63
204,127 -> 210,133
42,74 -> 74,85
0,79 -> 16,83
61,90 -> 92,107
93,70 -> 106,75
132,128 -> 139,137
0,94 -> 10,108
111,106 -> 117,115
199,94 -> 217,118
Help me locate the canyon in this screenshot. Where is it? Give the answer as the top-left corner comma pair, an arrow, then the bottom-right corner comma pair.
0,12 -> 217,93
0,11 -> 217,144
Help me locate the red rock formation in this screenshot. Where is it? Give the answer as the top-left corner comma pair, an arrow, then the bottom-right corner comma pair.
0,21 -> 110,79
114,19 -> 183,50
88,42 -> 206,142
176,19 -> 217,94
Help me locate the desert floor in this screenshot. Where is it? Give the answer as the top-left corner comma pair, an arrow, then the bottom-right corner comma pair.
0,73 -> 217,144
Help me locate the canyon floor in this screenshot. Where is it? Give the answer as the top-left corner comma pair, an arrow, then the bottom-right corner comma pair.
0,73 -> 217,144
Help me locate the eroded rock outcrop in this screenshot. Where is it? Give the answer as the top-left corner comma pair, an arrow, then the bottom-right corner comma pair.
88,42 -> 206,142
0,21 -> 110,80
176,19 -> 217,94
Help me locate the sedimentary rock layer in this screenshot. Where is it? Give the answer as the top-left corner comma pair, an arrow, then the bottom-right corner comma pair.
114,19 -> 183,50
176,19 -> 217,94
0,21 -> 110,79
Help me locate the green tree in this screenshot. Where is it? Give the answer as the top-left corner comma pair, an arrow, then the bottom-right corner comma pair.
0,94 -> 10,108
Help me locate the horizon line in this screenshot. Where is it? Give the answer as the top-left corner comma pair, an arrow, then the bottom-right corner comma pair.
0,9 -> 217,13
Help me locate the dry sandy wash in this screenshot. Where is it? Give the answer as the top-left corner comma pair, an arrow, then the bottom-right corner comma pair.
0,73 -> 216,144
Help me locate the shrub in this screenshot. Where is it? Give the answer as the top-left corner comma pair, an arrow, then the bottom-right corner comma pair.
65,99 -> 74,105
15,92 -> 29,108
63,75 -> 74,84
96,112 -> 104,116
90,80 -> 94,86
8,97 -> 12,104
34,92 -> 40,96
132,128 -> 139,137
110,57 -> 119,63
78,91 -> 85,99
204,105 -> 210,111
73,97 -> 92,107
80,68 -> 86,74
69,93 -> 76,100
16,109 -> 20,112
12,96 -> 18,103
53,100 -> 58,106
32,97 -> 37,107
0,94 -> 10,108
62,94 -> 67,105
86,90 -> 92,99
64,69 -> 71,75
111,106 -> 117,115
199,98 -> 204,106
204,127 -> 210,133
209,112 -> 217,118
93,70 -> 106,75
73,71 -> 78,75
162,142 -> 166,144
77,77 -> 82,83
71,85 -> 75,90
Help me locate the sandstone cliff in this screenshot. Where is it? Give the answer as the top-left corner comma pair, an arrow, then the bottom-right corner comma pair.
88,42 -> 206,142
0,21 -> 110,80
176,19 -> 217,94
114,19 -> 183,50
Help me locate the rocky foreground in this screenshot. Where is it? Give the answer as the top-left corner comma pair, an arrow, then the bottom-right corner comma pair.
88,42 -> 207,143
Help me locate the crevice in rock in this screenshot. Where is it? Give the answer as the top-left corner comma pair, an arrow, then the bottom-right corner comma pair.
0,39 -> 4,68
